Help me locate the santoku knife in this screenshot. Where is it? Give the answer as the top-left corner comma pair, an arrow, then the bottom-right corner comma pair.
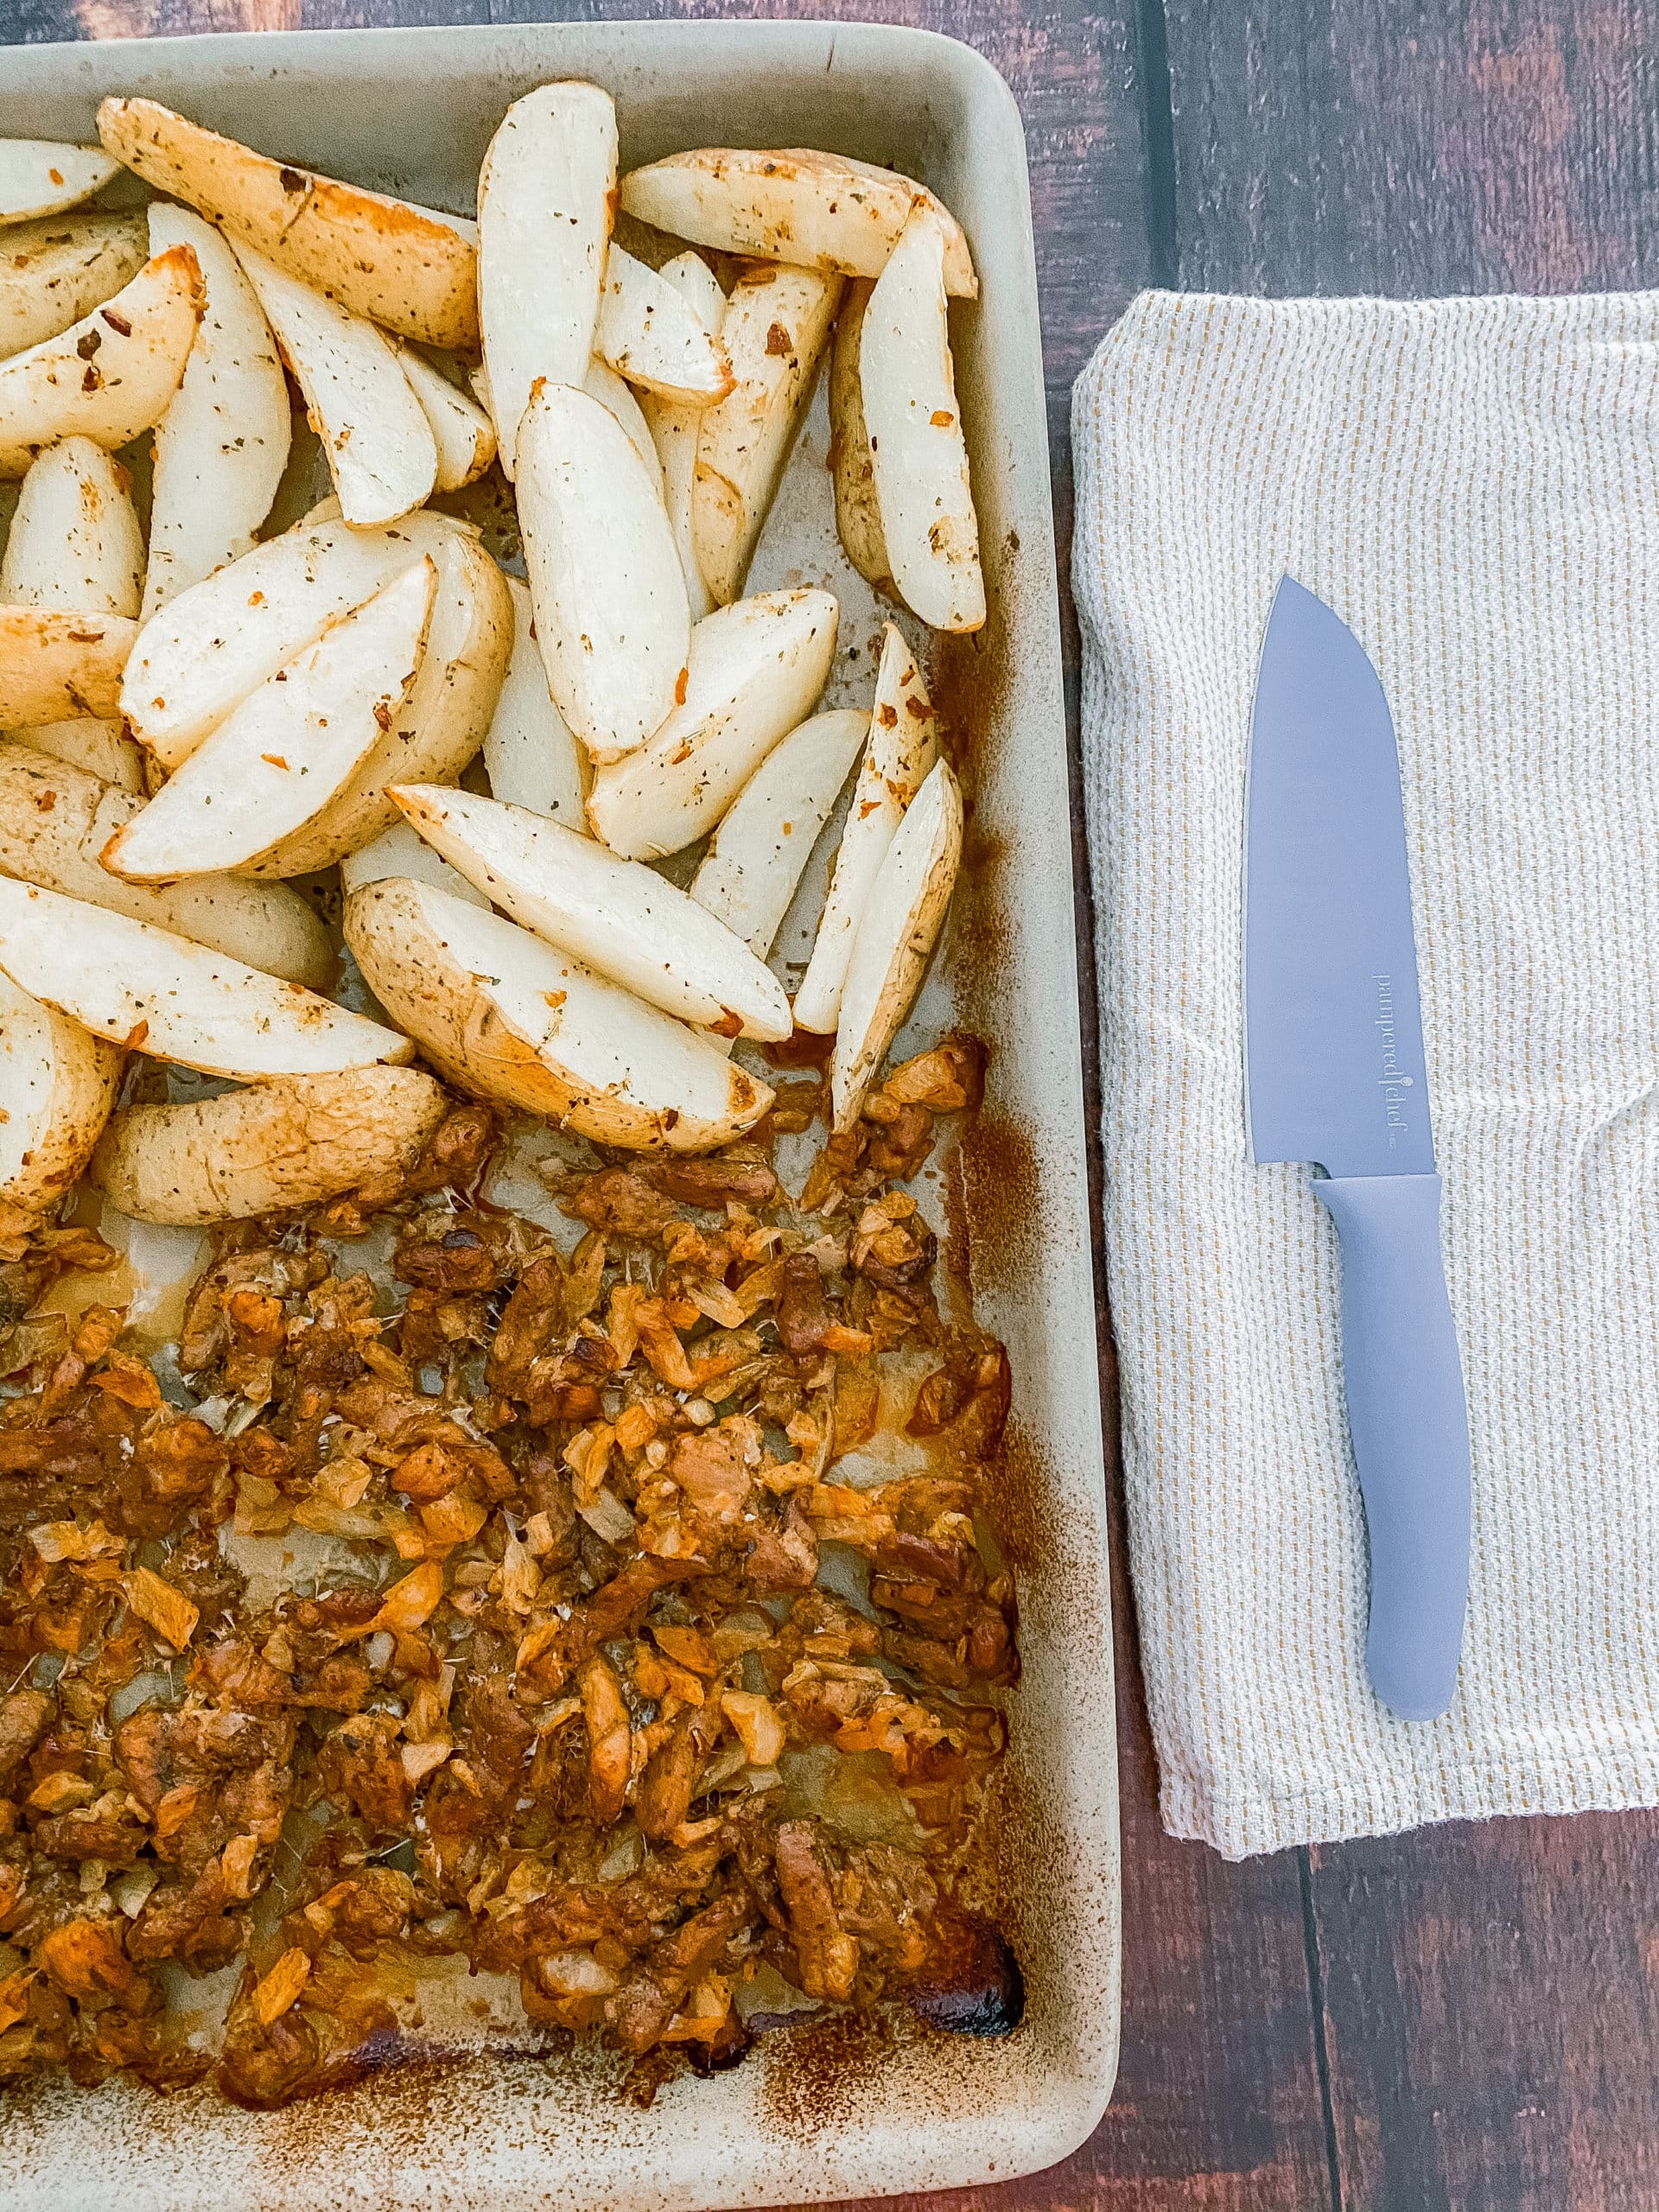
1244,575 -> 1471,1721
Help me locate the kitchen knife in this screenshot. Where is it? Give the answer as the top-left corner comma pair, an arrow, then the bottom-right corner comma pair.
1244,575 -> 1471,1721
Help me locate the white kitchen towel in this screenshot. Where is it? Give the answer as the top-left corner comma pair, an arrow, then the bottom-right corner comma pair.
1072,289 -> 1659,1858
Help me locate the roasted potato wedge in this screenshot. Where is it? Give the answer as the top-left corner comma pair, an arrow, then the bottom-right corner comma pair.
0,746 -> 335,987
691,706 -> 868,957
830,755 -> 963,1129
596,242 -> 734,404
141,206 -> 291,617
91,1065 -> 449,1224
640,251 -> 727,622
0,969 -> 121,1228
582,357 -> 663,486
124,507 -> 473,769
0,212 -> 146,360
828,278 -> 890,589
481,575 -> 590,830
0,141 -> 119,228
794,620 -> 939,1032
230,239 -> 437,531
619,148 -> 976,298
861,205 -> 984,633
340,817 -> 489,909
391,783 -> 791,1040
517,379 -> 690,766
692,262 -> 842,605
397,345 -> 496,491
239,528 -> 511,879
345,874 -> 773,1152
0,607 -> 137,728
586,587 -> 838,860
477,81 -> 616,478
0,245 -> 202,478
0,878 -> 411,1080
97,97 -> 480,350
104,558 -> 435,882
2,434 -> 144,615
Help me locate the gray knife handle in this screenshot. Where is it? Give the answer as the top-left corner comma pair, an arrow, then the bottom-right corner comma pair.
1313,1172 -> 1471,1721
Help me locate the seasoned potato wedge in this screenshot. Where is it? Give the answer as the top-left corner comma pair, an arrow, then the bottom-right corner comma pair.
0,141 -> 119,227
586,587 -> 838,860
91,1065 -> 450,1224
619,148 -> 976,297
0,607 -> 137,728
0,245 -> 203,477
0,879 -> 411,1079
691,706 -> 868,957
582,357 -> 663,486
517,380 -> 690,766
239,526 -> 510,878
141,206 -> 291,617
104,558 -> 435,882
477,81 -> 616,478
340,817 -> 489,909
397,345 -> 496,491
482,575 -> 590,830
861,205 -> 984,633
0,746 -> 335,987
596,242 -> 734,404
794,620 -> 939,1032
124,507 -> 472,769
830,756 -> 963,1129
9,719 -> 142,792
230,239 -> 437,531
345,874 -> 773,1152
692,263 -> 842,605
2,434 -> 144,615
97,97 -> 480,349
0,212 -> 146,360
828,278 -> 890,589
641,251 -> 727,623
391,784 -> 791,1039
0,969 -> 121,1228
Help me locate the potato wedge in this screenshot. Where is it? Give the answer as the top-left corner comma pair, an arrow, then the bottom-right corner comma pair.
0,879 -> 410,1079
391,784 -> 791,1040
482,575 -> 589,830
0,607 -> 137,728
517,380 -> 690,766
640,251 -> 727,623
103,558 -> 435,882
96,98 -> 480,350
10,719 -> 143,793
793,620 -> 939,1033
0,745 -> 335,987
828,278 -> 890,589
596,242 -> 733,404
141,206 -> 291,618
691,706 -> 868,957
0,969 -> 121,1227
1,212 -> 146,360
397,345 -> 496,492
620,148 -> 976,299
582,358 -> 663,488
91,1065 -> 449,1224
229,239 -> 436,531
587,587 -> 838,861
2,435 -> 144,614
0,245 -> 202,477
861,206 -> 984,634
345,874 -> 772,1153
124,508 -> 472,770
0,141 -> 119,228
692,263 -> 842,605
830,756 -> 962,1130
238,527 -> 510,878
340,817 -> 488,909
477,82 -> 616,480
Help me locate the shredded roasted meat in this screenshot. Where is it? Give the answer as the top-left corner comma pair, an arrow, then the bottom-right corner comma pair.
0,1042 -> 1020,2105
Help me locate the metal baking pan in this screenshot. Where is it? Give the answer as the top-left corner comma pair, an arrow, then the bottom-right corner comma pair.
0,20 -> 1119,2208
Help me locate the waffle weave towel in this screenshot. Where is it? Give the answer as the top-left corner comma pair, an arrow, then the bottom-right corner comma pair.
1072,289 -> 1659,1858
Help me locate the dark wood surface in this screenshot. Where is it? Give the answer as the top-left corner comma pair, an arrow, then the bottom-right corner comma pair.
5,2 -> 1659,2203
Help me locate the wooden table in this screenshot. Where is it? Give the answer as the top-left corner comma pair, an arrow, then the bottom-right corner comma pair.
4,1 -> 1659,2203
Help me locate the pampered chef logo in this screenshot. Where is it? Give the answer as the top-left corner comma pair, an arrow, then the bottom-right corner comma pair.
1373,973 -> 1414,1146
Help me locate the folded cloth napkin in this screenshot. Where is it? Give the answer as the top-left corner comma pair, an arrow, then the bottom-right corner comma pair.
1072,289 -> 1659,1858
